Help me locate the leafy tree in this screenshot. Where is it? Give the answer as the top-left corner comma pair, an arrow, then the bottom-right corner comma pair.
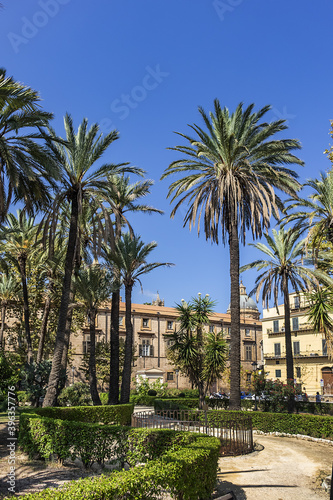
167,294 -> 228,408
240,227 -> 320,410
20,360 -> 52,407
0,68 -> 58,222
74,265 -> 115,405
161,100 -> 303,408
306,287 -> 333,359
0,210 -> 40,362
102,232 -> 172,403
0,273 -> 20,350
42,115 -> 135,407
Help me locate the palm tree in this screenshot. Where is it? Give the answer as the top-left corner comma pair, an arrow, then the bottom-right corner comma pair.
42,114 -> 137,407
0,69 -> 58,222
103,174 -> 163,405
282,170 -> 333,249
0,210 -> 40,362
240,227 -> 319,398
0,273 -> 20,350
161,100 -> 303,409
102,233 -> 172,403
74,265 -> 115,405
167,294 -> 228,408
306,287 -> 333,359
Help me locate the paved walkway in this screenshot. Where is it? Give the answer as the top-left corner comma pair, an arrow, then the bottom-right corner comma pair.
215,434 -> 332,499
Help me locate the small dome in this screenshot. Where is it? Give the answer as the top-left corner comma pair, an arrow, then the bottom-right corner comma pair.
227,281 -> 258,312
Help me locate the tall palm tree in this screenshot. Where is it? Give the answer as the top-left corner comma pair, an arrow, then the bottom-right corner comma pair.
161,100 -> 303,409
167,294 -> 228,408
240,227 -> 319,391
42,114 -> 138,407
0,68 -> 59,222
282,170 -> 333,249
0,210 -> 40,362
103,174 -> 163,405
74,265 -> 115,405
102,233 -> 172,403
0,273 -> 20,350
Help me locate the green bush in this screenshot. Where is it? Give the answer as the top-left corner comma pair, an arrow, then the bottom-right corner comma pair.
154,398 -> 199,411
57,383 -> 92,407
20,431 -> 220,500
148,389 -> 157,396
201,409 -> 333,440
130,394 -> 156,406
22,403 -> 134,426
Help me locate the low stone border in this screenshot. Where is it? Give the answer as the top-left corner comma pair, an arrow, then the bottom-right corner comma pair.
253,429 -> 333,446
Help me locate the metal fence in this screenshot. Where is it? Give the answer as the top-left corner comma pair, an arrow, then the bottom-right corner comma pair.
131,409 -> 253,456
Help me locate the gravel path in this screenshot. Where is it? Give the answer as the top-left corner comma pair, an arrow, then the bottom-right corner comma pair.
215,434 -> 332,499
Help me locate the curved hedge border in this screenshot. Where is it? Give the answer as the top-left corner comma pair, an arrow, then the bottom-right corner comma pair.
19,412 -> 220,500
202,410 -> 333,440
21,404 -> 134,425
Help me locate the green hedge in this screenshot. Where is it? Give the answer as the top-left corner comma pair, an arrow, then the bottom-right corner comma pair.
201,409 -> 333,440
22,404 -> 134,425
154,398 -> 199,411
130,394 -> 157,406
19,419 -> 220,500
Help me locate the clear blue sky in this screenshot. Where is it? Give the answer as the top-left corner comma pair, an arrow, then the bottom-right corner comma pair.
1,1 -> 332,314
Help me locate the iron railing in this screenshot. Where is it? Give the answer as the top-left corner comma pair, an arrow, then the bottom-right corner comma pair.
131,409 -> 253,456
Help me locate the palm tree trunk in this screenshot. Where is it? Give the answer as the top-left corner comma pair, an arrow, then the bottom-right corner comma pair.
89,308 -> 101,405
0,303 -> 6,350
197,324 -> 205,409
36,293 -> 52,363
108,288 -> 120,404
229,222 -> 241,410
283,275 -> 295,412
18,256 -> 33,363
43,192 -> 79,407
108,214 -> 122,405
120,283 -> 133,404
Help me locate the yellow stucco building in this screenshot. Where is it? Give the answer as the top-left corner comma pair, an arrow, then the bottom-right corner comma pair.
262,291 -> 333,397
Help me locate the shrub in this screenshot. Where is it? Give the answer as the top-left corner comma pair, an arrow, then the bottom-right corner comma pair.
133,375 -> 168,397
57,383 -> 92,407
130,394 -> 156,406
20,361 -> 52,407
154,398 -> 199,411
23,403 -> 134,426
147,389 -> 157,396
20,431 -> 220,500
17,391 -> 30,404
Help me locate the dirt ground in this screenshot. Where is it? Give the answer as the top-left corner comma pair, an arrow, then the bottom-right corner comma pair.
0,423 -> 332,499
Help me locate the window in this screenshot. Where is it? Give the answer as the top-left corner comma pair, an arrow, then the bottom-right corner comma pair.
119,316 -> 124,326
323,339 -> 328,356
166,339 -> 174,347
294,296 -> 300,309
292,317 -> 299,331
83,340 -> 90,354
228,327 -> 231,335
274,343 -> 281,356
293,341 -> 300,355
167,372 -> 174,381
246,373 -> 251,383
245,328 -> 250,337
139,339 -> 154,357
209,325 -> 215,333
273,320 -> 279,333
142,318 -> 149,328
167,320 -> 173,330
245,345 -> 252,361
275,369 -> 281,378
296,367 -> 301,378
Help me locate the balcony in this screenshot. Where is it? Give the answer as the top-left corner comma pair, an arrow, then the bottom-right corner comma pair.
264,349 -> 328,360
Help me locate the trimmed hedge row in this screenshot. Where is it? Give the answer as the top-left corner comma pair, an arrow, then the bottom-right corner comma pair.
22,434 -> 220,500
21,404 -> 134,425
19,413 -> 220,500
201,410 -> 333,440
154,398 -> 199,411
